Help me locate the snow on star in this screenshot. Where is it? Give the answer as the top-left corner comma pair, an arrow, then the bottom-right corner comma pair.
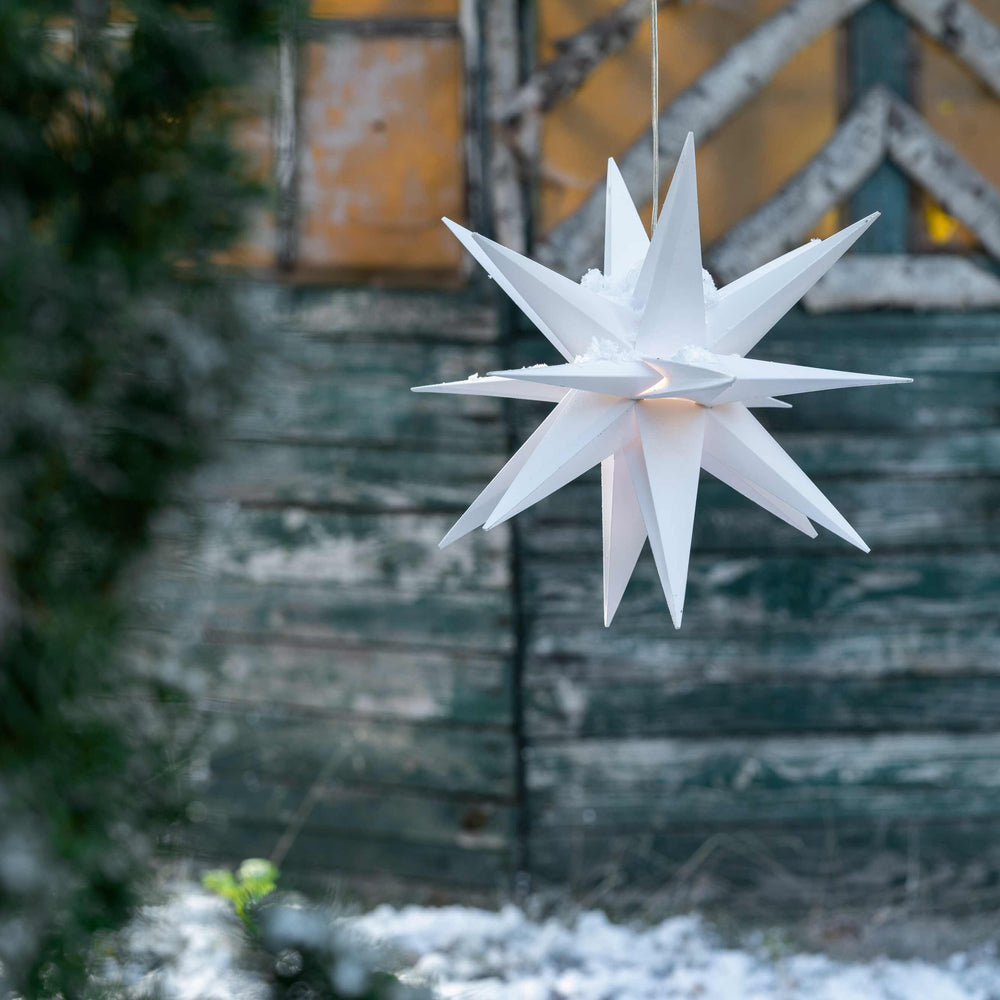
413,133 -> 910,628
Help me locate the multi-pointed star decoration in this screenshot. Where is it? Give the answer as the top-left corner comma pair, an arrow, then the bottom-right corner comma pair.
413,134 -> 911,628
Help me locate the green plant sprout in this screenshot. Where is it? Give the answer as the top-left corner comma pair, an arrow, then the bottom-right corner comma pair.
202,859 -> 279,929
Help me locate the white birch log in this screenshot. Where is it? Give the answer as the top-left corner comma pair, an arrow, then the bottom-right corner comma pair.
485,1 -> 529,253
459,0 -> 487,263
887,95 -> 1000,260
895,0 -> 1000,98
499,0 -> 667,122
708,89 -> 890,284
274,21 -> 299,272
804,255 -> 1000,311
537,0 -> 869,277
709,88 -> 1000,283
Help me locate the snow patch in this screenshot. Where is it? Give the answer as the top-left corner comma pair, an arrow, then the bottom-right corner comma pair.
669,344 -> 719,366
96,884 -> 1000,1000
357,904 -> 1000,1000
574,337 -> 637,364
575,250 -> 725,365
580,260 -> 644,309
703,268 -> 719,309
581,263 -> 721,316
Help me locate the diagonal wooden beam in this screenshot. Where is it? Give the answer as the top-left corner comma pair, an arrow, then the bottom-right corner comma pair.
707,86 -> 1000,283
707,89 -> 890,283
802,255 -> 1000,311
536,0 -> 868,277
895,0 -> 1000,98
497,0 -> 680,122
887,95 -> 1000,259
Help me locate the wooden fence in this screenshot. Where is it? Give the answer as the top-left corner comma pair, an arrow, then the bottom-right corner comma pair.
160,282 -> 1000,915
148,0 -> 1000,915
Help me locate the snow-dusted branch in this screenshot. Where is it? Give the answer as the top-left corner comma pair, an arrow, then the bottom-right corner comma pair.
895,0 -> 1000,98
537,0 -> 868,277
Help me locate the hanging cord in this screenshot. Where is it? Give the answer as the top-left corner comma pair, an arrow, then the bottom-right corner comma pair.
650,0 -> 660,233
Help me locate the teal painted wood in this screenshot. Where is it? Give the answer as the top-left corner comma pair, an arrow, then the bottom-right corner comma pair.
846,0 -> 912,252
515,300 -> 1000,910
176,283 -> 1000,912
180,288 -> 519,893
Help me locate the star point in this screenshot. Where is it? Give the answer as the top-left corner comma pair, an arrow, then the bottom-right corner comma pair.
416,137 -> 911,626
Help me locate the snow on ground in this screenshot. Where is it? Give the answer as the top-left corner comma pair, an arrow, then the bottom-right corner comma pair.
356,904 -> 1000,1000
103,883 -> 1000,1000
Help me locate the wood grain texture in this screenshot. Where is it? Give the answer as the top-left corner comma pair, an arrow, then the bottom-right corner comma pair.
176,284 -> 1000,909
181,289 -> 518,887
516,294 -> 1000,908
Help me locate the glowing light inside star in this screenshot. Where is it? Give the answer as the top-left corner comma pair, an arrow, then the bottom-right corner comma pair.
413,133 -> 911,628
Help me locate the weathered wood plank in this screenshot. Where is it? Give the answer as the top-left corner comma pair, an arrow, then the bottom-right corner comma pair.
524,552 -> 1000,628
233,340 -> 506,447
187,822 -> 510,888
804,257 -> 1000,312
205,510 -> 509,592
513,309 -> 1000,371
528,818 -> 1000,913
194,444 -> 512,512
509,383 -> 996,434
536,0 -> 869,277
527,732 -> 1000,830
523,621 -> 1000,682
500,418 -> 1000,478
198,640 -> 510,725
526,675 -> 1000,740
521,476 -> 1000,554
199,579 -> 512,652
201,779 -> 513,851
202,707 -> 515,797
276,289 -> 497,343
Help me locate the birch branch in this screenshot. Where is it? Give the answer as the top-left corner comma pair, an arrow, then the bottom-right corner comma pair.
274,15 -> 299,272
498,0 -> 680,122
887,94 -> 1000,260
707,88 -> 890,282
459,0 -> 487,250
895,0 -> 1000,98
803,255 -> 1000,311
709,88 -> 1000,283
537,0 -> 868,277
485,0 -> 530,252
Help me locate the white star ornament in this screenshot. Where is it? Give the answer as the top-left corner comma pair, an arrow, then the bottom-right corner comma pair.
413,133 -> 911,629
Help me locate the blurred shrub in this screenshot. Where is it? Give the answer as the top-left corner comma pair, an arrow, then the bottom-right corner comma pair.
0,1 -> 291,995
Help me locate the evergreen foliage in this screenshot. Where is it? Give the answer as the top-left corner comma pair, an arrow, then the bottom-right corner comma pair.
0,2 -> 287,995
